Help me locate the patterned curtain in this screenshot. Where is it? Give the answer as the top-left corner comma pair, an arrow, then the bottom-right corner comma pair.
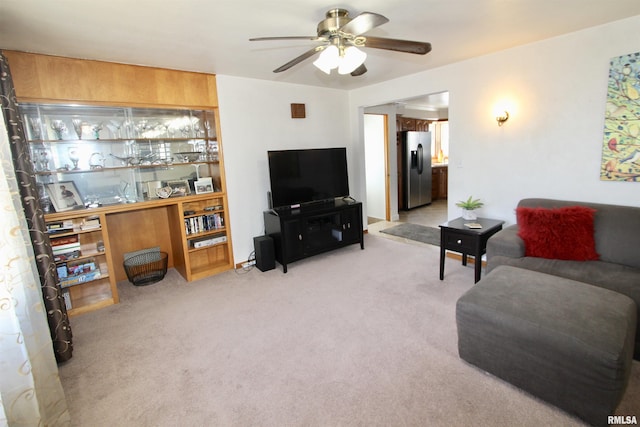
0,51 -> 73,362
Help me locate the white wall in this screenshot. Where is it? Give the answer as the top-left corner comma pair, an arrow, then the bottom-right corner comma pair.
216,76 -> 350,263
349,15 -> 640,227
364,114 -> 386,220
217,15 -> 640,263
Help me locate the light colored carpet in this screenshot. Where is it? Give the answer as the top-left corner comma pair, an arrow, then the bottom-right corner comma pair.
380,223 -> 440,246
58,234 -> 639,426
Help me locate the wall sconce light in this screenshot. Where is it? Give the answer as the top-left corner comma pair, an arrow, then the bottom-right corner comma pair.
496,111 -> 509,127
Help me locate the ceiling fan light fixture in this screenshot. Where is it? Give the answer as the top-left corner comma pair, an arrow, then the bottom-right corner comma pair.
251,8 -> 431,76
313,45 -> 340,74
338,46 -> 367,75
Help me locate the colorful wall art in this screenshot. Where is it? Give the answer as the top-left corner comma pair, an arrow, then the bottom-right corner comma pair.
601,51 -> 640,182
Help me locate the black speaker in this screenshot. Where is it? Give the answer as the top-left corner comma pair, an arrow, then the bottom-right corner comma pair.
254,235 -> 275,272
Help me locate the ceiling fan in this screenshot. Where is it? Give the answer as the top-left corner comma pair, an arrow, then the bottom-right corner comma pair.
249,8 -> 432,76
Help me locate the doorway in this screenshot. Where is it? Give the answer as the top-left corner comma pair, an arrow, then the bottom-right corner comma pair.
364,113 -> 390,223
364,91 -> 450,231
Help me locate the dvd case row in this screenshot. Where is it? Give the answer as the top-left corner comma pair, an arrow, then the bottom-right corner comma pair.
184,213 -> 224,235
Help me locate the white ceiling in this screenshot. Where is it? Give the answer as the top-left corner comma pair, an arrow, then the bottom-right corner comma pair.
2,0 -> 640,92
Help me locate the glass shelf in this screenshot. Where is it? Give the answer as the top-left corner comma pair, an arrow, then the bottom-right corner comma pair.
21,103 -> 221,213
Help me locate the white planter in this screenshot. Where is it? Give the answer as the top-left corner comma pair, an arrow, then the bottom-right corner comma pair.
462,208 -> 477,220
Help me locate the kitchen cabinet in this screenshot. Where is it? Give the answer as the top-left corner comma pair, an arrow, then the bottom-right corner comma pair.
398,117 -> 430,132
432,166 -> 448,200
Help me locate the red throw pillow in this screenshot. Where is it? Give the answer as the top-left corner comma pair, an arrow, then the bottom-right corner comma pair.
516,206 -> 599,261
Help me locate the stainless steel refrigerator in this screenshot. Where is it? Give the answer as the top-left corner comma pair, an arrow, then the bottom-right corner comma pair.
401,131 -> 432,209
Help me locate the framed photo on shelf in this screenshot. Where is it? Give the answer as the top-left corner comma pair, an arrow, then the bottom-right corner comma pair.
45,181 -> 85,212
194,177 -> 214,194
166,180 -> 191,197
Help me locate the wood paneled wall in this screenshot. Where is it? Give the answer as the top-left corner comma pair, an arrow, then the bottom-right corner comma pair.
3,50 -> 218,108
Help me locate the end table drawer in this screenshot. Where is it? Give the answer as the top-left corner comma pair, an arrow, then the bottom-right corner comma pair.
443,231 -> 474,252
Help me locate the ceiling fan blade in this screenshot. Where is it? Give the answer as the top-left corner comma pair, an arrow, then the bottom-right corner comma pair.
363,36 -> 432,55
250,36 -> 323,42
339,12 -> 388,36
350,64 -> 367,76
273,46 -> 326,73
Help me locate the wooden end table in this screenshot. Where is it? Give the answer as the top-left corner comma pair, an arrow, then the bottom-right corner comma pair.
439,217 -> 505,283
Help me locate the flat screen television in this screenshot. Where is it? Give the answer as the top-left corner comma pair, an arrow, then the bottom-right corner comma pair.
268,148 -> 349,208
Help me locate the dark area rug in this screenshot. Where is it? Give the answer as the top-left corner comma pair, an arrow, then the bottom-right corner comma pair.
380,223 -> 440,246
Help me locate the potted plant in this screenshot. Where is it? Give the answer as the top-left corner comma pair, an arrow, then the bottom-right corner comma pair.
456,196 -> 484,220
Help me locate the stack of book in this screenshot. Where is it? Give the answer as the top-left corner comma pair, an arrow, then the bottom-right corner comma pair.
57,257 -> 101,289
80,216 -> 101,230
51,235 -> 81,262
47,220 -> 74,234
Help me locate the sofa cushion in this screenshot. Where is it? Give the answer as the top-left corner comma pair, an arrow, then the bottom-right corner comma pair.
517,199 -> 640,269
516,206 -> 599,261
487,255 -> 640,359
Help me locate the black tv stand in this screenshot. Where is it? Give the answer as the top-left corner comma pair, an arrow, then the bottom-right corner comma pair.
264,199 -> 364,273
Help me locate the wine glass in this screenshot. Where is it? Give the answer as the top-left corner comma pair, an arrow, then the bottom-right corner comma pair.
192,164 -> 202,180
109,120 -> 123,138
191,117 -> 202,137
135,120 -> 150,138
39,150 -> 50,171
72,119 -> 83,139
28,117 -> 42,139
92,122 -> 103,139
179,124 -> 191,138
50,120 -> 67,140
68,147 -> 81,170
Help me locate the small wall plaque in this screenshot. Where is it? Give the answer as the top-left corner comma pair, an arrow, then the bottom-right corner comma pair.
291,103 -> 306,119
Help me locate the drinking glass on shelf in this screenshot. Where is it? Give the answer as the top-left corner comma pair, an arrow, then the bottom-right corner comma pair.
92,122 -> 103,139
38,149 -> 51,171
206,141 -> 219,161
191,117 -> 202,137
28,117 -> 42,139
68,147 -> 81,170
72,119 -> 83,139
179,124 -> 191,138
135,120 -> 150,138
50,120 -> 67,140
155,122 -> 168,138
109,120 -> 123,139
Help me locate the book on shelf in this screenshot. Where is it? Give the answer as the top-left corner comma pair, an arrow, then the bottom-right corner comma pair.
57,265 -> 68,279
51,235 -> 81,255
51,234 -> 79,246
54,250 -> 81,263
57,257 -> 98,283
59,269 -> 102,288
52,243 -> 81,255
67,258 -> 97,275
80,217 -> 101,230
47,220 -> 74,233
184,213 -> 224,235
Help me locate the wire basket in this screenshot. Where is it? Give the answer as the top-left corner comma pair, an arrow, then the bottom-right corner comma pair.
123,251 -> 168,286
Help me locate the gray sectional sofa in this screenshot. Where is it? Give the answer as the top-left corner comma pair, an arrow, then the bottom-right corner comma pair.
486,198 -> 640,359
